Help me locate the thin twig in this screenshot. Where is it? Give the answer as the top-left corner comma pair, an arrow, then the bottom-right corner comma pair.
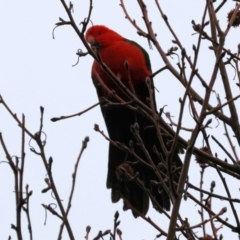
58,137 -> 89,239
51,102 -> 100,122
199,166 -> 206,236
24,185 -> 33,240
187,192 -> 238,232
188,182 -> 240,203
176,207 -> 226,231
211,135 -> 236,164
215,164 -> 240,230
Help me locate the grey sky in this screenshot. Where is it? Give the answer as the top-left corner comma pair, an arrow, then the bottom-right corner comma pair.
1,1 -> 239,239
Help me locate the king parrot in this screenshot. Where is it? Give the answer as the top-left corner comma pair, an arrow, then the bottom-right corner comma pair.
85,25 -> 182,217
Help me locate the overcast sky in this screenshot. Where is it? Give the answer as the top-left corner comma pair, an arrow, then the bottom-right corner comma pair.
0,1 -> 240,239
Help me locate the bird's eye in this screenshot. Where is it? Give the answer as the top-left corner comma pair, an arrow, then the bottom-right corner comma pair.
98,31 -> 102,35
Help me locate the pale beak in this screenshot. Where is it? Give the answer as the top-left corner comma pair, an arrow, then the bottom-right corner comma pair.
86,35 -> 100,51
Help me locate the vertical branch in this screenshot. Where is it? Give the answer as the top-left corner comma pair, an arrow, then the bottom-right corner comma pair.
35,141 -> 75,240
208,1 -> 240,144
32,108 -> 75,240
11,157 -> 21,239
207,198 -> 218,239
14,157 -> 20,238
17,115 -> 26,240
167,10 -> 225,238
199,166 -> 206,237
57,137 -> 89,240
215,164 -> 240,230
19,114 -> 25,215
24,185 -> 33,240
216,95 -> 239,162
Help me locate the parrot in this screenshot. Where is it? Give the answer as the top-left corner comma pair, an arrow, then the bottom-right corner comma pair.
85,25 -> 182,217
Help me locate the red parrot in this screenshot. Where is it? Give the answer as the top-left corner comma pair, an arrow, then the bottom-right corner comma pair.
85,25 -> 182,217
